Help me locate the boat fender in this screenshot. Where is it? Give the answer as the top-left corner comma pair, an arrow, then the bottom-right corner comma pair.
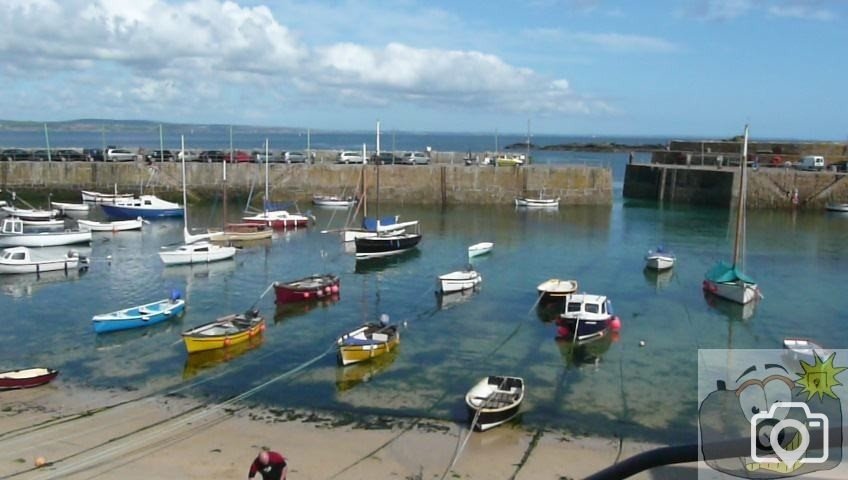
556,326 -> 570,338
331,284 -> 339,293
610,316 -> 622,332
324,286 -> 332,295
316,289 -> 323,297
303,292 -> 310,299
259,323 -> 266,332
223,337 -> 232,347
702,280 -> 717,293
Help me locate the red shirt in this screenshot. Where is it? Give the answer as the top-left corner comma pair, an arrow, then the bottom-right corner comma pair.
248,451 -> 287,480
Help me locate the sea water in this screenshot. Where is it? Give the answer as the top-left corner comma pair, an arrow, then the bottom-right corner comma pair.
1,190 -> 846,447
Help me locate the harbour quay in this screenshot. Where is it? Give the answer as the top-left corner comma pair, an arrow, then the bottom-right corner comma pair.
0,160 -> 613,206
624,139 -> 848,209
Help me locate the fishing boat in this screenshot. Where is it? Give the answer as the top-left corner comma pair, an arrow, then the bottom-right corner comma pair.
81,189 -> 134,203
78,217 -> 144,232
92,292 -> 186,333
313,194 -> 356,207
0,367 -> 59,390
0,218 -> 91,248
468,242 -> 494,259
354,230 -> 422,259
644,246 -> 675,271
536,278 -> 579,304
0,246 -> 86,274
465,375 -> 525,432
273,274 -> 340,304
181,309 -> 266,354
336,316 -> 400,366
557,293 -> 620,342
514,194 -> 559,208
99,194 -> 184,219
438,268 -> 482,294
703,125 -> 761,305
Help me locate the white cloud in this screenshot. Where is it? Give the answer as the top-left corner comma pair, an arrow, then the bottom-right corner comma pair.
685,0 -> 839,21
768,4 -> 835,21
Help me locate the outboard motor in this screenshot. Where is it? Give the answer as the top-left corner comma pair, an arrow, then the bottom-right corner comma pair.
170,289 -> 182,302
379,313 -> 390,326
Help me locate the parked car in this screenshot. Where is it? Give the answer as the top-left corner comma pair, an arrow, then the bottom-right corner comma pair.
83,148 -> 105,162
1,148 -> 31,161
798,155 -> 825,171
53,149 -> 85,162
283,151 -> 307,163
32,149 -> 52,161
253,150 -> 278,163
198,150 -> 226,162
177,150 -> 200,162
400,151 -> 430,165
224,150 -> 251,163
146,149 -> 175,162
336,151 -> 365,164
106,148 -> 138,162
371,152 -> 400,165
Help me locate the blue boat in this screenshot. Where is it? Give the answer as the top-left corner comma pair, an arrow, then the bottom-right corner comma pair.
92,291 -> 185,333
99,194 -> 184,219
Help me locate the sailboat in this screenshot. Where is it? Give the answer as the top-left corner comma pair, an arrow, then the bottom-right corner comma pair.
242,139 -> 311,229
207,133 -> 272,242
703,125 -> 761,305
158,137 -> 237,266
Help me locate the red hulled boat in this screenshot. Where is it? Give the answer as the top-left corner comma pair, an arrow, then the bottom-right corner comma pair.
0,367 -> 59,390
274,274 -> 340,304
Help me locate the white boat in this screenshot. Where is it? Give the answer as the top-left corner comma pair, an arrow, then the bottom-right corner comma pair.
313,194 -> 356,207
438,268 -> 482,294
537,278 -> 579,303
20,218 -> 65,229
783,338 -> 828,362
825,203 -> 848,212
644,246 -> 675,270
342,220 -> 416,242
99,194 -> 184,219
158,137 -> 237,266
558,293 -> 618,342
468,242 -> 494,258
465,376 -> 525,432
1,205 -> 59,221
50,201 -> 90,214
77,218 -> 144,232
703,125 -> 761,305
0,218 -> 91,247
514,195 -> 560,208
81,189 -> 134,203
0,246 -> 85,274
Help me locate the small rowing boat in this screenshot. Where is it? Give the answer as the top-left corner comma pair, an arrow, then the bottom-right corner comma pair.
465,375 -> 524,431
181,309 -> 266,354
0,367 -> 59,390
468,242 -> 494,259
92,292 -> 186,333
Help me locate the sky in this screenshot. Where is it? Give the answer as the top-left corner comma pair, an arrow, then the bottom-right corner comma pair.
0,0 -> 846,139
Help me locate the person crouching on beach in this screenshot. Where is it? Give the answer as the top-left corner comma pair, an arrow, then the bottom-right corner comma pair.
248,450 -> 287,480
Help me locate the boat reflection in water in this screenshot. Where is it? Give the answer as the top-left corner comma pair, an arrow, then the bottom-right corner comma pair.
354,248 -> 421,274
182,335 -> 264,379
703,290 -> 757,322
555,328 -> 617,369
335,347 -> 399,393
642,266 -> 673,290
0,265 -> 88,298
535,301 -> 563,323
436,286 -> 480,310
94,316 -> 183,352
274,295 -> 340,324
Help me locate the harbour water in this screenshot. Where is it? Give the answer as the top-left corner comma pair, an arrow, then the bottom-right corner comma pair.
1,193 -> 846,447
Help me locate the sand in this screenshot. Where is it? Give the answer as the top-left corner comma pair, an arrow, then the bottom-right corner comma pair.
0,382 -> 698,479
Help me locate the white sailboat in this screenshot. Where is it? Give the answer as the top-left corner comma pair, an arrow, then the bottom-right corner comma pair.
242,139 -> 311,229
703,125 -> 761,305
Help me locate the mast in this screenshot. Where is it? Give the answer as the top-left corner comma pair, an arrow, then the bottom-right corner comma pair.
181,135 -> 189,232
731,125 -> 748,269
264,138 -> 270,215
224,126 -> 231,228
376,120 -> 381,156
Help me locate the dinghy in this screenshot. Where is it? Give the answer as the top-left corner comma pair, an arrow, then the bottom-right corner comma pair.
336,316 -> 400,366
438,268 -> 482,294
465,375 -> 525,432
92,292 -> 186,333
0,367 -> 59,390
181,309 -> 266,354
468,242 -> 494,259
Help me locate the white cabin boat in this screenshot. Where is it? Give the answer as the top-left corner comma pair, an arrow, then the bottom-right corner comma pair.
0,218 -> 91,247
0,246 -> 85,274
158,241 -> 237,266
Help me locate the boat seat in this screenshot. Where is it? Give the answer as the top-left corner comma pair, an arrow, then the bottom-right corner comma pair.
138,307 -> 154,315
371,333 -> 389,342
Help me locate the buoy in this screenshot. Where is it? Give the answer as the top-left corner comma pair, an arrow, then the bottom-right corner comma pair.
556,326 -> 570,337
324,286 -> 332,294
331,285 -> 339,293
610,316 -> 622,332
223,337 -> 232,347
303,292 -> 310,299
34,457 -> 46,467
639,340 -> 646,347
316,289 -> 323,297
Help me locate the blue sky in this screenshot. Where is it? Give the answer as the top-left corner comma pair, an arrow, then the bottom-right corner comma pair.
0,0 -> 845,139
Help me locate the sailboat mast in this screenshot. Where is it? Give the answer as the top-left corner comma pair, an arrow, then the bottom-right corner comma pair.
731,125 -> 749,268
224,126 -> 230,227
264,138 -> 270,215
181,135 -> 189,231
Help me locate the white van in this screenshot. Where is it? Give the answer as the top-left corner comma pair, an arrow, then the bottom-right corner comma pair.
799,155 -> 825,171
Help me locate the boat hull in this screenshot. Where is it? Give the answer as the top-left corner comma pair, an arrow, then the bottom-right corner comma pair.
337,324 -> 400,366
557,316 -> 614,342
159,244 -> 237,265
0,231 -> 91,248
438,270 -> 482,294
468,242 -> 494,258
182,314 -> 266,354
92,298 -> 186,333
274,274 -> 340,304
703,279 -> 759,305
465,376 -> 524,432
514,197 -> 559,208
242,211 -> 309,229
354,233 -> 422,259
100,204 -> 184,219
0,256 -> 80,274
645,254 -> 675,270
78,218 -> 144,232
0,368 -> 59,390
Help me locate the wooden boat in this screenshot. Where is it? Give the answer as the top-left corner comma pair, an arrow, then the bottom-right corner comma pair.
0,246 -> 85,274
1,205 -> 59,221
313,194 -> 356,207
99,194 -> 184,219
336,319 -> 400,366
0,367 -> 59,390
468,242 -> 494,259
181,309 -> 266,354
81,189 -> 134,203
644,246 -> 675,271
465,375 -> 525,432
92,293 -> 186,333
557,293 -> 619,342
438,268 -> 482,294
0,218 -> 92,247
207,222 -> 273,242
825,203 -> 848,212
514,195 -> 559,208
274,274 -> 340,304
536,278 -> 578,303
703,125 -> 761,305
78,217 -> 144,232
158,241 -> 236,265
50,201 -> 90,213
355,231 -> 422,259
